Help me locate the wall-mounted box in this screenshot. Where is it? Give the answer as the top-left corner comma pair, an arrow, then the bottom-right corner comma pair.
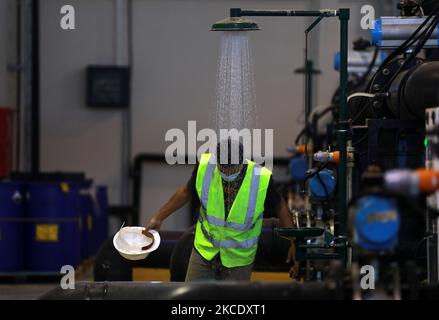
86,66 -> 130,108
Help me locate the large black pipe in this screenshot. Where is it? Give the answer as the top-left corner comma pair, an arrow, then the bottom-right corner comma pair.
39,281 -> 337,300
387,61 -> 439,120
31,0 -> 40,173
39,280 -> 439,300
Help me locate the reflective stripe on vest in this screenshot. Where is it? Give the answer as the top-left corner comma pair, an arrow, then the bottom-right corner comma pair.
200,163 -> 262,231
198,212 -> 260,249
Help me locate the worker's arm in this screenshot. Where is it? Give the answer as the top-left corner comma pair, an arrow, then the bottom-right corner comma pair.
277,197 -> 294,228
276,198 -> 299,279
144,184 -> 192,231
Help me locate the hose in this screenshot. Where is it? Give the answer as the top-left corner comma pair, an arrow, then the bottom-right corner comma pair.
347,92 -> 376,103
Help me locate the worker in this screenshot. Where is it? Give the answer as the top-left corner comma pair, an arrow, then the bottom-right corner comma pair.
144,139 -> 298,281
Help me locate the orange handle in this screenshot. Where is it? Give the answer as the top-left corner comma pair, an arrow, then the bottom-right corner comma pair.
416,169 -> 439,194
328,151 -> 353,164
296,144 -> 306,155
331,151 -> 340,164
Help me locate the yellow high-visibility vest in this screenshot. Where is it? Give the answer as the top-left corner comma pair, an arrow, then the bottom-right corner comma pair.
194,153 -> 272,268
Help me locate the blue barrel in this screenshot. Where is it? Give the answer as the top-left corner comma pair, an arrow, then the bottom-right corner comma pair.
26,182 -> 81,271
94,186 -> 109,254
0,182 -> 25,271
80,193 -> 95,260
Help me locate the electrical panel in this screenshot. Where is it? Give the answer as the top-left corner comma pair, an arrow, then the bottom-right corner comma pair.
86,66 -> 130,108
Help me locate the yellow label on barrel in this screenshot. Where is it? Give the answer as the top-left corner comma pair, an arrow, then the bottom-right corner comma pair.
88,214 -> 93,231
36,224 -> 59,242
60,182 -> 69,193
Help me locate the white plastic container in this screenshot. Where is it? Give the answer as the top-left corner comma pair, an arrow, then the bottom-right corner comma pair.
113,227 -> 160,261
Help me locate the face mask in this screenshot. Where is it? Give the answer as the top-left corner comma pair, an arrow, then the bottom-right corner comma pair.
219,170 -> 240,182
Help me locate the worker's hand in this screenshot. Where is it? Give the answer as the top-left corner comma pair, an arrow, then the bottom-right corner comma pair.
142,218 -> 160,251
289,260 -> 300,279
141,229 -> 155,251
286,242 -> 299,279
144,216 -> 161,231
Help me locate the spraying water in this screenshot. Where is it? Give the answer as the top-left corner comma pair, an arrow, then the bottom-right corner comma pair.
214,31 -> 258,134
213,31 -> 259,216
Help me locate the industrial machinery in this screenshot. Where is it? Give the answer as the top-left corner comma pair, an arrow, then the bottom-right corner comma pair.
171,0 -> 439,294
87,1 -> 439,300
347,166 -> 426,299
344,0 -> 439,298
280,0 -> 439,293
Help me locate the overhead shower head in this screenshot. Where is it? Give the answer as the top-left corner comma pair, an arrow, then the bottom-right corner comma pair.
211,16 -> 259,31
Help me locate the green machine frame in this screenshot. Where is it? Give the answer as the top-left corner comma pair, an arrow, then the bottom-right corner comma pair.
226,7 -> 351,265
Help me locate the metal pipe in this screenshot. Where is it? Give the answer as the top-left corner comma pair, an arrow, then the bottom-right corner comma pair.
346,141 -> 354,204
115,0 -> 131,206
338,9 -> 350,239
40,281 -> 338,300
305,60 -> 313,131
231,8 -> 338,18
22,0 -> 33,172
437,217 -> 439,283
15,0 -> 22,171
31,0 -> 40,173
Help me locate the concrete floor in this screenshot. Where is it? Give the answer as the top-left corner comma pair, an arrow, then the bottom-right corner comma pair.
0,261 -> 94,300
0,284 -> 58,300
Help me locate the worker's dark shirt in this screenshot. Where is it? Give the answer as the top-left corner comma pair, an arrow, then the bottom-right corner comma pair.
187,163 -> 282,218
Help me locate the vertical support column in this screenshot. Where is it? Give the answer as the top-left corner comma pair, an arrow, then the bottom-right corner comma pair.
425,108 -> 439,284
15,0 -> 22,171
31,0 -> 40,174
20,0 -> 33,172
305,60 -> 313,125
115,0 -> 131,205
338,8 -> 350,238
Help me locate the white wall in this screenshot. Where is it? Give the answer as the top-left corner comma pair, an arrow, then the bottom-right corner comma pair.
0,0 -> 17,108
0,0 -> 17,133
35,0 -> 392,230
40,0 -> 123,205
130,0 -> 310,157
